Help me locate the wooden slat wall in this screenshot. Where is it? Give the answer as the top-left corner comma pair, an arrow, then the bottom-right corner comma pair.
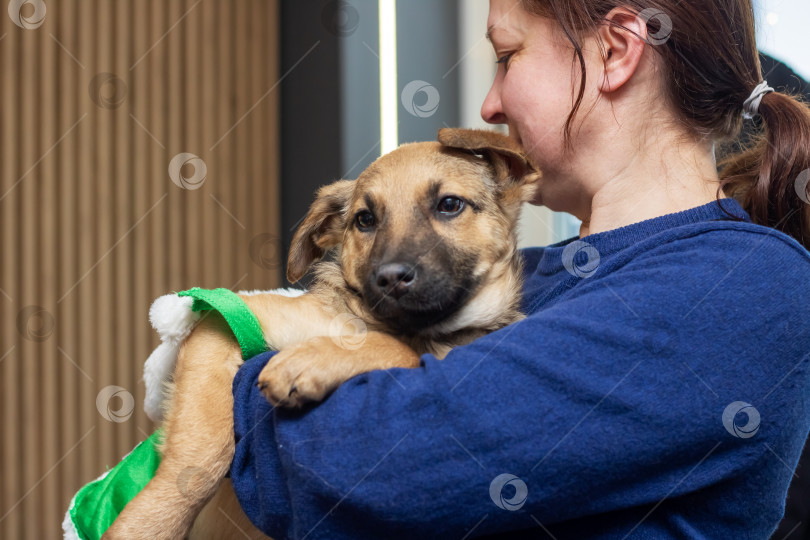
0,1 -> 281,537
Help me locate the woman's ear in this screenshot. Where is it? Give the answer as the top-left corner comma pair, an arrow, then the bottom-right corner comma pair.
286,179 -> 355,283
596,7 -> 650,93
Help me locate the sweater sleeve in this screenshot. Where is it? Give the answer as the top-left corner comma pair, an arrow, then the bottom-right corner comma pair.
230,230 -> 810,539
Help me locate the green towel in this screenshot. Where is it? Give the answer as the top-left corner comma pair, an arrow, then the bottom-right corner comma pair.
64,287 -> 267,540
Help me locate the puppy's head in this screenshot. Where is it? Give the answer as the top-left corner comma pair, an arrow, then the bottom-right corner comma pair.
287,128 -> 540,334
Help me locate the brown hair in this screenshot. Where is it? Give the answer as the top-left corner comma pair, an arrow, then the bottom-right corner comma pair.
521,0 -> 810,249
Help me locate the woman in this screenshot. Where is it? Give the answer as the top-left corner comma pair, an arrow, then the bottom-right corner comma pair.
230,0 -> 810,538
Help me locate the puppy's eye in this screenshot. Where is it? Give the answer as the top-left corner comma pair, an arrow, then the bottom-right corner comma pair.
437,196 -> 464,216
355,210 -> 376,230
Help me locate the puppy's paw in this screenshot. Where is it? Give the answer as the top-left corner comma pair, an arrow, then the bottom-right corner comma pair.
256,338 -> 346,408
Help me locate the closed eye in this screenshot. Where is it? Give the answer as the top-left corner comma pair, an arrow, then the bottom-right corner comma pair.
496,52 -> 514,68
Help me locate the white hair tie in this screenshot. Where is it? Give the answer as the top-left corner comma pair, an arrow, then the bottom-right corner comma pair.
742,80 -> 775,120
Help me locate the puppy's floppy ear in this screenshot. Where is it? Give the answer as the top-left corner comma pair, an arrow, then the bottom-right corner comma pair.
287,179 -> 355,283
438,128 -> 541,205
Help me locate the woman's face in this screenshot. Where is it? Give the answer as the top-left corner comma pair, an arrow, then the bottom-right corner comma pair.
482,0 -> 600,207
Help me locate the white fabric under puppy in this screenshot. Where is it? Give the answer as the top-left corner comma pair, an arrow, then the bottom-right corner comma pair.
143,288 -> 306,422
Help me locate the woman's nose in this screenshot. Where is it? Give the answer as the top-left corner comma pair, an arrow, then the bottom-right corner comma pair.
481,80 -> 507,125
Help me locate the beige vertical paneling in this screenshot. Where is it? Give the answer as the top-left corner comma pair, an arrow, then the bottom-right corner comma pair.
95,0 -> 114,475
40,3 -> 58,531
20,17 -> 40,538
234,0 -> 248,288
190,0 -> 206,293
131,0 -> 150,445
247,0 -> 258,276
201,0 -> 216,290
75,0 -> 96,499
0,2 -> 281,538
1,13 -> 21,540
114,0 -> 132,458
149,0 -> 168,316
57,0 -> 83,526
167,0 -> 183,295
215,0 -> 230,290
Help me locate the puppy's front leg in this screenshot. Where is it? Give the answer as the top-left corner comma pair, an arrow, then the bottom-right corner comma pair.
104,313 -> 243,540
238,293 -> 346,350
258,331 -> 421,408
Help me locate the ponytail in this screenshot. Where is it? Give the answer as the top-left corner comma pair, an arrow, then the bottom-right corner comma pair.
719,92 -> 810,249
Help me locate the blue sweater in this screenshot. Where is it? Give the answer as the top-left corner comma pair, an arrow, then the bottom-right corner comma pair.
231,198 -> 810,539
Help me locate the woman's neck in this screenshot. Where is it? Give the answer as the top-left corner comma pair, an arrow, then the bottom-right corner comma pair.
574,134 -> 724,238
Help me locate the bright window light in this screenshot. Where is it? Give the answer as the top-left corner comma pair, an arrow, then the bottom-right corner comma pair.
379,0 -> 398,154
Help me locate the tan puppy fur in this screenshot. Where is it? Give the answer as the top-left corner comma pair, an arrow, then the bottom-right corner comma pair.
103,129 -> 540,539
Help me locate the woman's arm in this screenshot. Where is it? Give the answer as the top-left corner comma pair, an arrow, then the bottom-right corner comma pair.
232,229 -> 810,539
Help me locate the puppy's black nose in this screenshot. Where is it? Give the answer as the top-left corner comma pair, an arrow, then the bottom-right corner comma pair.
374,263 -> 416,299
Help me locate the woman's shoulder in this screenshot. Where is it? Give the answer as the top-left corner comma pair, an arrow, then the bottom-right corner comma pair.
612,218 -> 810,277
520,217 -> 810,283
589,218 -> 810,329
520,217 -> 810,315
668,218 -> 809,255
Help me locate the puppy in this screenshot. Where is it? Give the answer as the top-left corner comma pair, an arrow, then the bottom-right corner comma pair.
103,128 -> 540,539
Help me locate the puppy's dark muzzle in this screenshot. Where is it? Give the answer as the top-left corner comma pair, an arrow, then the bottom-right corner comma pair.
364,261 -> 473,333
373,263 -> 416,299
